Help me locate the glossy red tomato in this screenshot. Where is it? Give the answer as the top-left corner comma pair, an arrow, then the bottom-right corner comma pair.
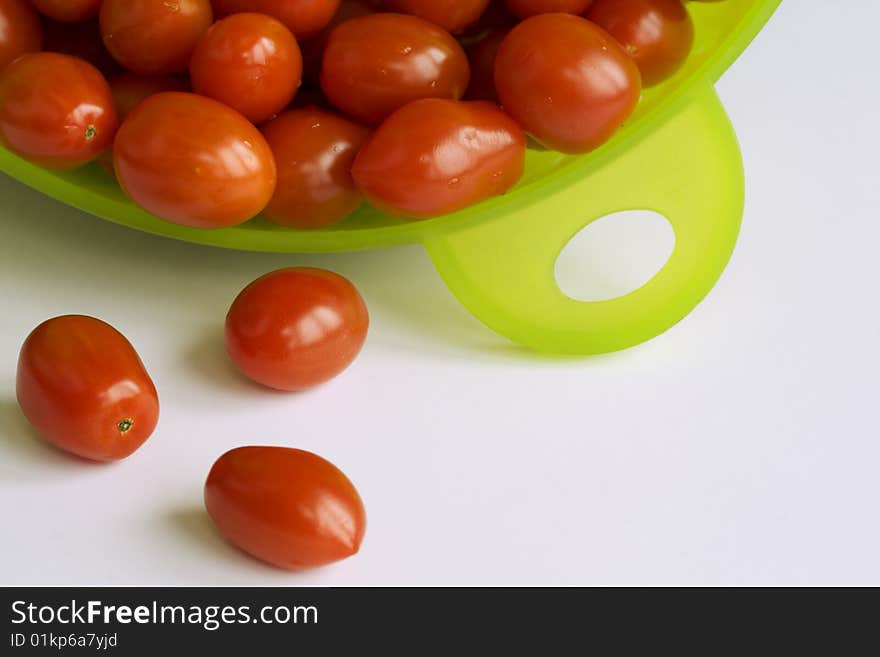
261,108 -> 370,229
16,315 -> 159,462
352,98 -> 525,218
114,92 -> 276,228
205,446 -> 367,570
211,0 -> 341,39
321,13 -> 470,125
109,72 -> 188,119
42,18 -> 123,77
587,0 -> 693,86
0,0 -> 41,71
383,0 -> 491,33
30,0 -> 102,23
494,13 -> 640,153
100,0 -> 213,75
0,53 -> 117,169
504,0 -> 594,18
190,13 -> 302,124
300,0 -> 374,87
226,268 -> 369,391
465,28 -> 507,101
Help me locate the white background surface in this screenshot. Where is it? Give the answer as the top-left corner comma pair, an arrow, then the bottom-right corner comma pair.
2,2 -> 879,586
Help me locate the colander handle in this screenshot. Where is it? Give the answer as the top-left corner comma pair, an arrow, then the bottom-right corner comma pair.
423,83 -> 744,354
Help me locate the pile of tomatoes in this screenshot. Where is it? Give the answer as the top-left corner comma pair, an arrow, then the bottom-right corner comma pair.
1,0 -> 722,230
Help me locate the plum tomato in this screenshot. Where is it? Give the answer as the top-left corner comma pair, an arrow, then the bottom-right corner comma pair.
113,92 -> 276,228
16,315 -> 159,462
225,268 -> 369,391
30,0 -> 102,23
0,53 -> 117,169
42,18 -> 123,76
211,0 -> 341,39
100,0 -> 213,75
109,72 -> 188,119
382,0 -> 491,34
205,446 -> 367,570
504,0 -> 594,18
321,13 -> 470,125
494,13 -> 641,153
190,13 -> 302,124
299,0 -> 374,87
465,29 -> 507,101
587,0 -> 694,86
0,0 -> 41,71
261,108 -> 371,229
352,98 -> 525,219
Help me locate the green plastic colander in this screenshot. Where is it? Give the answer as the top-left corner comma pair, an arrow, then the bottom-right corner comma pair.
0,0 -> 781,354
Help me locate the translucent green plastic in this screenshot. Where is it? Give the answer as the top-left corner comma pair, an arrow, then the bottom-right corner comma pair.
0,0 -> 781,354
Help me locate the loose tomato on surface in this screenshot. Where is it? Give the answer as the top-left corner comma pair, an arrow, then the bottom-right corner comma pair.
113,92 -> 276,228
321,13 -> 470,125
211,0 -> 341,39
587,0 -> 694,86
226,268 -> 369,391
383,0 -> 491,34
0,53 -> 117,169
30,0 -> 102,23
109,72 -> 188,119
352,98 -> 525,219
190,13 -> 302,124
504,0 -> 594,18
16,316 -> 159,462
0,0 -> 41,72
100,0 -> 213,75
42,18 -> 123,76
261,108 -> 371,229
205,446 -> 367,570
494,13 -> 641,153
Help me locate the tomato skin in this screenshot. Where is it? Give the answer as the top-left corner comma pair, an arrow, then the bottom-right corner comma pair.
261,108 -> 371,229
211,0 -> 341,39
205,446 -> 366,570
0,53 -> 117,169
352,98 -> 525,219
494,13 -> 641,153
109,72 -> 188,119
100,0 -> 213,75
465,28 -> 507,101
30,0 -> 102,23
114,92 -> 276,228
504,0 -> 594,18
586,0 -> 693,86
16,316 -> 159,462
0,0 -> 41,71
190,13 -> 302,124
383,0 -> 491,33
226,268 -> 369,391
321,13 -> 470,125
300,0 -> 374,87
42,18 -> 124,77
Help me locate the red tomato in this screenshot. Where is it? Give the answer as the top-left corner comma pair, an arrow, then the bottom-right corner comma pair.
504,0 -> 594,18
100,0 -> 213,75
587,0 -> 693,86
494,13 -> 640,153
190,13 -> 302,124
225,268 -> 369,391
321,13 -> 470,125
211,0 -> 341,39
205,446 -> 366,569
16,316 -> 159,462
299,0 -> 374,87
352,98 -> 525,218
261,108 -> 370,229
0,0 -> 41,71
465,28 -> 507,101
383,0 -> 491,34
42,18 -> 123,77
0,53 -> 117,169
109,72 -> 188,119
30,0 -> 102,23
114,92 -> 276,228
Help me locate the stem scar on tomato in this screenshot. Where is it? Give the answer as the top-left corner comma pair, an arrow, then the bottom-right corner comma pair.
85,124 -> 97,141
117,418 -> 134,434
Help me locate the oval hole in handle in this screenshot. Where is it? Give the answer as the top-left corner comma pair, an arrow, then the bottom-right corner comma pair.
554,210 -> 676,303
